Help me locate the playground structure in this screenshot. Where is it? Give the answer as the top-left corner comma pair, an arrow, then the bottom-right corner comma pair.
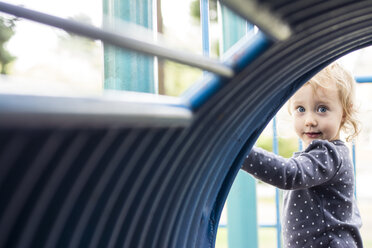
0,1 -> 372,248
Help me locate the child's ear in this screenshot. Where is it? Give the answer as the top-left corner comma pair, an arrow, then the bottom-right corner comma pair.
343,103 -> 353,120
341,108 -> 348,125
342,116 -> 346,126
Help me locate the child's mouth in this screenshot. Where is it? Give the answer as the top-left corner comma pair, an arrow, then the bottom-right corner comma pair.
305,132 -> 322,138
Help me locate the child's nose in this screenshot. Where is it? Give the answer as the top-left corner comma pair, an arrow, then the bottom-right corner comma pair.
305,113 -> 317,126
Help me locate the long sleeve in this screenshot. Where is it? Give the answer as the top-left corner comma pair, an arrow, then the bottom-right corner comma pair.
242,140 -> 341,190
242,139 -> 363,247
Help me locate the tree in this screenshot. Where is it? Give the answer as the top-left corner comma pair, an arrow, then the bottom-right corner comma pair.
0,16 -> 17,74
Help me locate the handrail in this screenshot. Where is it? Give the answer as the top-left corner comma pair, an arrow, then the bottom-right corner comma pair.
355,76 -> 372,83
0,91 -> 192,128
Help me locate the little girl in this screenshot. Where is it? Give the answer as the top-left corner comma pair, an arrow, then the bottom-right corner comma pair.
242,63 -> 363,247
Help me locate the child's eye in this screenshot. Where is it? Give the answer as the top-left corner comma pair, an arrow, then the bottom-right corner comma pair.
296,106 -> 305,112
317,106 -> 328,113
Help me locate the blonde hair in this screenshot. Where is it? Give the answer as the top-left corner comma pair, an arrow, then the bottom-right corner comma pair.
296,62 -> 360,142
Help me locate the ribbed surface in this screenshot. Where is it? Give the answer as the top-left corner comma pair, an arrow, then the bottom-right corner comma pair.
1,1 -> 372,248
0,128 -> 184,248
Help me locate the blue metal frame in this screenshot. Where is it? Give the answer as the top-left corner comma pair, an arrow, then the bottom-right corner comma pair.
352,140 -> 357,198
352,76 -> 369,198
200,0 -> 210,56
355,76 -> 372,83
182,32 -> 270,110
272,117 -> 282,248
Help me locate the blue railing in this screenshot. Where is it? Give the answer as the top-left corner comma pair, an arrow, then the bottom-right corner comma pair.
271,116 -> 282,248
200,0 -> 210,57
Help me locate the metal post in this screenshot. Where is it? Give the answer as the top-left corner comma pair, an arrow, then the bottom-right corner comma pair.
273,117 -> 282,248
227,172 -> 258,248
352,140 -> 357,197
220,3 -> 258,248
103,0 -> 155,93
200,0 -> 210,56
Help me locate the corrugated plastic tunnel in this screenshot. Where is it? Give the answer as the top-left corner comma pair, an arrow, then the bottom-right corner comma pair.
1,1 -> 372,248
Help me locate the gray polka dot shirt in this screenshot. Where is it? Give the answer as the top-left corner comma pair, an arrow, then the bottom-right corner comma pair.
242,139 -> 363,247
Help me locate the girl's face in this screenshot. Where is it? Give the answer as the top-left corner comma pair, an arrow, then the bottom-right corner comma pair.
290,82 -> 344,148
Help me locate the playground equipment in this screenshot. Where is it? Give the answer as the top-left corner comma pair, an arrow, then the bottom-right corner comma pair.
1,0 -> 372,247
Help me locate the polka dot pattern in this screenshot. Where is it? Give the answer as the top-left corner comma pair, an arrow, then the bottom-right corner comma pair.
242,140 -> 363,247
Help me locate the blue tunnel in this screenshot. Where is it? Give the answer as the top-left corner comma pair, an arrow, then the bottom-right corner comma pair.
1,1 -> 372,247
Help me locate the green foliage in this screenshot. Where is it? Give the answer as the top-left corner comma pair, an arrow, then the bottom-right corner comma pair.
211,39 -> 220,58
163,60 -> 202,96
190,0 -> 218,23
0,16 -> 17,74
190,0 -> 200,22
256,135 -> 299,158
